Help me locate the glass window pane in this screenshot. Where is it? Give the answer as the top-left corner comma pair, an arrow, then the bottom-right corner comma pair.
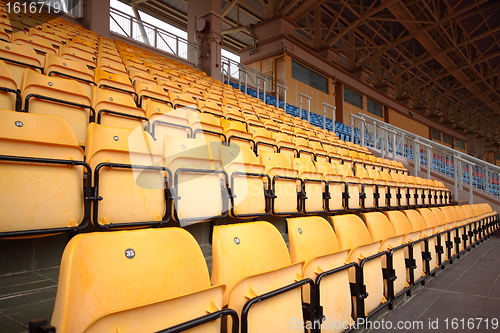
344,88 -> 363,109
291,60 -> 328,94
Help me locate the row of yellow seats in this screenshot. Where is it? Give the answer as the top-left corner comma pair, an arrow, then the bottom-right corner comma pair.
0,109 -> 448,238
29,205 -> 498,332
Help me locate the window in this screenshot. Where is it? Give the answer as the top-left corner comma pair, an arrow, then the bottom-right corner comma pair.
344,88 -> 363,109
367,99 -> 383,118
442,134 -> 451,144
291,60 -> 328,94
431,129 -> 441,141
495,153 -> 500,161
456,139 -> 465,150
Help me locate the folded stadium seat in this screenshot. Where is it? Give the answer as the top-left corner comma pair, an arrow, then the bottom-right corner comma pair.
471,204 -> 486,242
149,68 -> 171,81
12,32 -> 57,64
44,53 -> 95,99
0,59 -> 20,111
29,28 -> 65,48
59,45 -> 96,71
262,118 -> 281,133
260,152 -> 301,215
163,136 -> 227,223
157,77 -> 183,95
362,212 -> 410,303
202,90 -> 222,104
293,126 -> 309,139
376,171 -> 396,208
181,84 -> 205,100
355,166 -> 378,210
23,68 -> 94,147
172,76 -> 191,87
134,80 -> 171,109
367,155 -> 382,171
66,40 -> 97,57
315,162 -> 343,213
84,123 -> 168,228
272,132 -> 298,159
308,139 -> 329,162
336,147 -> 354,168
416,208 -> 444,274
0,110 -> 88,237
358,152 -> 373,169
221,144 -> 270,217
125,58 -> 147,72
146,101 -> 192,154
249,125 -> 278,155
388,210 -> 427,286
287,216 -> 355,332
322,144 -> 342,165
221,118 -> 254,149
169,89 -> 200,111
462,205 -> 480,247
399,174 -> 417,207
73,35 -> 97,48
243,113 -> 263,128
196,99 -> 222,117
348,150 -> 365,168
292,136 -> 315,161
92,87 -> 147,130
94,67 -> 137,102
390,172 -> 409,208
211,221 -> 311,333
291,157 -> 326,213
0,40 -> 43,87
97,56 -> 128,76
447,205 -> 470,257
0,15 -> 11,42
430,207 -> 455,266
329,214 -> 388,319
188,111 -> 225,143
128,67 -> 156,87
39,228 -> 234,333
336,164 -> 363,210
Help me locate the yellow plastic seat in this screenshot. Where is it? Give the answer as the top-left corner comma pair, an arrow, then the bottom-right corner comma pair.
163,136 -> 226,223
0,40 -> 42,87
169,90 -> 198,110
221,144 -> 268,217
12,32 -> 57,65
92,87 -> 147,130
197,99 -> 223,117
29,28 -> 64,48
94,67 -> 137,102
158,78 -> 182,94
271,132 -> 297,159
0,59 -> 20,111
287,216 -> 354,332
134,80 -> 170,109
221,118 -> 253,149
97,57 -> 128,75
386,210 -> 426,285
336,164 -> 362,210
50,228 -> 226,333
44,53 -> 95,100
0,110 -> 86,237
355,166 -> 377,209
211,221 -> 305,333
146,100 -> 192,153
21,69 -> 92,147
59,45 -> 96,70
362,212 -> 408,299
315,161 -> 345,211
329,214 -> 387,318
260,152 -> 300,215
249,125 -> 278,155
85,123 -> 167,228
416,208 -> 442,273
188,112 -> 224,143
390,172 -> 409,207
291,157 -> 326,213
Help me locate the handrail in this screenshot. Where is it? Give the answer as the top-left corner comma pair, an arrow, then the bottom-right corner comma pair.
110,7 -> 196,60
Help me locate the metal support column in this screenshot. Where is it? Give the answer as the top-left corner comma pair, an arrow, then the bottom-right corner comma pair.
323,103 -> 335,130
454,154 -> 459,201
276,84 -> 287,110
299,93 -> 311,122
414,141 -> 420,177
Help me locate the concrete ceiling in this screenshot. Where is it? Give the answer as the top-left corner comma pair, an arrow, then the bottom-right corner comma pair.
128,0 -> 500,143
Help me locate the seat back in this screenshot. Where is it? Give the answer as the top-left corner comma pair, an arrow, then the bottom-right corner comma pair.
0,110 -> 84,235
0,59 -> 18,111
51,228 -> 220,333
0,40 -> 42,87
85,123 -> 166,227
